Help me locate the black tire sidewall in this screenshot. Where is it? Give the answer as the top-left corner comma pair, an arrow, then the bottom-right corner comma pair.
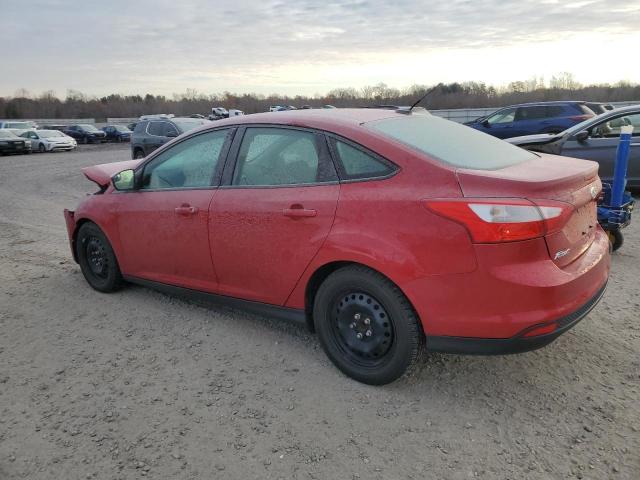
76,222 -> 122,293
313,267 -> 422,385
611,230 -> 624,252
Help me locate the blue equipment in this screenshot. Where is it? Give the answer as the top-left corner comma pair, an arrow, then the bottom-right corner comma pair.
597,125 -> 635,251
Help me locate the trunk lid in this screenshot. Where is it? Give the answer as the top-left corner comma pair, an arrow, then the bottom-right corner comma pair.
456,153 -> 601,267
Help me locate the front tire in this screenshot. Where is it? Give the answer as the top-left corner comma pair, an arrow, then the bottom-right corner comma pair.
38,143 -> 46,153
133,149 -> 145,159
313,265 -> 423,385
76,222 -> 123,293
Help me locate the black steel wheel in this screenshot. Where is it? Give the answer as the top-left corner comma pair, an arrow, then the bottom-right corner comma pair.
333,292 -> 394,365
76,222 -> 123,292
314,265 -> 423,385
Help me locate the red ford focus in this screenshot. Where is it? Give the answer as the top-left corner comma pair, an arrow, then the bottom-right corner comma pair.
64,108 -> 610,384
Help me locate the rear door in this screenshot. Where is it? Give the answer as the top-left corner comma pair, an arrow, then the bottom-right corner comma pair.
210,126 -> 339,305
115,128 -> 233,291
143,121 -> 168,155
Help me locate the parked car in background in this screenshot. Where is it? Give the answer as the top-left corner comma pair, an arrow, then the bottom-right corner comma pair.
209,107 -> 229,120
189,114 -> 206,119
507,105 -> 640,189
40,124 -> 67,132
0,129 -> 31,154
465,101 -> 595,139
227,109 -> 244,117
585,102 -> 614,114
102,125 -> 132,142
64,124 -> 107,144
65,108 -> 609,385
130,117 -> 209,159
0,120 -> 37,129
301,105 -> 312,109
20,129 -> 77,152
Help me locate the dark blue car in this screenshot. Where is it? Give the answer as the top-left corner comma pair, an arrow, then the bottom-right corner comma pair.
102,125 -> 132,142
465,101 -> 595,139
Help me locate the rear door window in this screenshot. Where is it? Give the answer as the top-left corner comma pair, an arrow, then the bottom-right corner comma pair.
147,121 -> 164,136
232,128 -> 336,186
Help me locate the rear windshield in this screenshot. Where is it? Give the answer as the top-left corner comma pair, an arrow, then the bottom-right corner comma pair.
367,114 -> 537,170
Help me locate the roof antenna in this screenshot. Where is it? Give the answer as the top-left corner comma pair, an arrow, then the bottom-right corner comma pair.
399,86 -> 437,114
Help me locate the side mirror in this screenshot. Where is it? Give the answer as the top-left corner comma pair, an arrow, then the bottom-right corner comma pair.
166,130 -> 178,138
112,169 -> 136,191
575,130 -> 589,143
482,120 -> 490,128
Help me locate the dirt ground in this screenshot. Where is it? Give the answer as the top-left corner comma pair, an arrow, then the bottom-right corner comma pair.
0,144 -> 638,480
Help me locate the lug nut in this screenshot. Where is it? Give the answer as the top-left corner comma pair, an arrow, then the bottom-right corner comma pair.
349,322 -> 356,329
354,313 -> 361,320
365,330 -> 373,337
364,318 -> 371,325
356,332 -> 363,339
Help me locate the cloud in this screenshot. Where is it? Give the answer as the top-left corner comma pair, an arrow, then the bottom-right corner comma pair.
2,0 -> 639,96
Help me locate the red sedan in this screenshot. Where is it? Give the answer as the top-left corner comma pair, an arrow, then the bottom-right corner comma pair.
64,108 -> 610,384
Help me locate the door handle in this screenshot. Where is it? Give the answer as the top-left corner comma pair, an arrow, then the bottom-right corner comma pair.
175,205 -> 199,216
283,205 -> 317,218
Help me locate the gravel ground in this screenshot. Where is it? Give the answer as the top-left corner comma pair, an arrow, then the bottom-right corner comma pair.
0,144 -> 638,480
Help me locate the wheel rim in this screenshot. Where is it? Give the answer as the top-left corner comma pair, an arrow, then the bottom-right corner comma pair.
331,292 -> 394,366
84,236 -> 109,279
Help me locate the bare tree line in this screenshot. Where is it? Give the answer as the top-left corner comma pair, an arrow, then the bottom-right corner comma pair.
1,73 -> 639,120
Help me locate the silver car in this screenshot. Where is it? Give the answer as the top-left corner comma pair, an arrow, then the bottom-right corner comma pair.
507,105 -> 640,189
19,129 -> 77,153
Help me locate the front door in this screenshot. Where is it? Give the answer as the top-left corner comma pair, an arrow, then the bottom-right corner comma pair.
115,128 -> 232,291
563,112 -> 640,186
210,127 -> 340,305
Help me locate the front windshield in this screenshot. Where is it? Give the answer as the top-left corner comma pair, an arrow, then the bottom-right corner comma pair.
79,124 -> 100,132
368,114 -> 536,170
39,130 -> 64,138
115,126 -> 131,132
172,119 -> 207,133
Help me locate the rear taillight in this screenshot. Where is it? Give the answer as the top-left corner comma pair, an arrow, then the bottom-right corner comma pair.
569,114 -> 593,122
424,198 -> 573,243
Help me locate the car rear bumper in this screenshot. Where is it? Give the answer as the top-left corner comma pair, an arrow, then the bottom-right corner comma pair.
403,226 -> 610,340
426,281 -> 607,355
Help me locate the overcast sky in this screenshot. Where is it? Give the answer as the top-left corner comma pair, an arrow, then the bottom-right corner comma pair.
2,0 -> 639,97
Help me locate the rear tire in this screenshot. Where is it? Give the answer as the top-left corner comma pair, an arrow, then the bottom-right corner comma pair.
76,222 -> 123,293
38,143 -> 46,153
313,265 -> 423,385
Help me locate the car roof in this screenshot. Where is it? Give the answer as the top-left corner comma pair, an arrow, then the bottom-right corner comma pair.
502,101 -> 588,108
203,108 -> 409,132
